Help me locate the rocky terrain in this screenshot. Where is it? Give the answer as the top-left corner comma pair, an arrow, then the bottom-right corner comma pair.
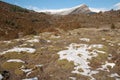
0,1 -> 120,80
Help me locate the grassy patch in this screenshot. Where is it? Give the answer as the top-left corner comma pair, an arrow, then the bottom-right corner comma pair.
14,69 -> 25,76
93,71 -> 115,80
1,62 -> 24,70
89,53 -> 108,68
3,52 -> 30,59
56,59 -> 74,71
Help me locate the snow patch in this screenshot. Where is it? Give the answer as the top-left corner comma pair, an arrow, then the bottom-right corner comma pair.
88,44 -> 103,49
80,38 -> 90,42
34,36 -> 41,38
22,77 -> 38,80
118,43 -> 120,46
109,73 -> 120,80
51,35 -> 61,38
47,40 -> 51,43
97,61 -> 115,72
35,64 -> 43,67
102,38 -> 106,41
3,41 -> 11,44
1,47 -> 36,55
21,69 -> 32,73
27,39 -> 39,43
57,43 -> 105,79
69,77 -> 76,80
110,73 -> 120,77
20,65 -> 33,77
19,44 -> 28,47
0,74 -> 3,80
7,59 -> 25,63
108,43 -> 114,46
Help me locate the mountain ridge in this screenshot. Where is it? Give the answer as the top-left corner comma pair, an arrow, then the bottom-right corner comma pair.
39,4 -> 91,15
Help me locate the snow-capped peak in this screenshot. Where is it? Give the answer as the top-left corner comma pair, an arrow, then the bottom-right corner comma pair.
39,4 -> 91,15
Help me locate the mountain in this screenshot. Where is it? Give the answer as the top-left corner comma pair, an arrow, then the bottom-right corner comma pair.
69,4 -> 91,14
40,4 -> 91,15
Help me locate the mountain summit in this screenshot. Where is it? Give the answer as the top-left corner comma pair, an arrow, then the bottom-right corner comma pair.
40,4 -> 91,15
70,4 -> 91,14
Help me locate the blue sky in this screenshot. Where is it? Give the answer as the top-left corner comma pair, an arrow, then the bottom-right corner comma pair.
3,0 -> 120,12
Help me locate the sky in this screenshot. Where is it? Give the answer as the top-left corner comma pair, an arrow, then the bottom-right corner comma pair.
2,0 -> 120,12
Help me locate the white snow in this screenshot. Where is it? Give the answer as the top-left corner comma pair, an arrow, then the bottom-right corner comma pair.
15,38 -> 26,42
1,47 -> 36,55
0,74 -> 3,80
21,69 -> 32,73
118,43 -> 120,46
36,4 -> 88,15
88,44 -> 103,49
80,38 -> 90,42
47,40 -> 51,43
110,73 -> 120,77
108,54 -> 112,60
57,43 -> 105,79
27,39 -> 39,43
102,38 -> 106,41
19,44 -> 27,47
4,41 -> 11,43
22,77 -> 38,80
109,73 -> 120,80
51,35 -> 61,38
108,43 -> 114,46
69,77 -> 76,80
20,65 -> 33,76
35,64 -> 43,67
97,61 -> 115,72
34,36 -> 41,38
7,59 -> 25,63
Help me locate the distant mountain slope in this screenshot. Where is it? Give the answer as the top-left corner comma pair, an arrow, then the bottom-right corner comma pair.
39,4 -> 91,15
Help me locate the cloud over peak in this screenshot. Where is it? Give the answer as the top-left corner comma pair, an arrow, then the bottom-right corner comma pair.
114,2 -> 120,10
27,2 -> 120,14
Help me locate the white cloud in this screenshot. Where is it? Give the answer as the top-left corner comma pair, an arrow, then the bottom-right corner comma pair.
89,7 -> 108,12
27,6 -> 41,11
26,4 -> 88,15
114,2 -> 120,10
26,3 -> 120,14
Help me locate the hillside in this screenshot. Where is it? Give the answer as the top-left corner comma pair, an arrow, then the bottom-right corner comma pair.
0,1 -> 120,40
0,1 -> 54,40
0,1 -> 120,80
